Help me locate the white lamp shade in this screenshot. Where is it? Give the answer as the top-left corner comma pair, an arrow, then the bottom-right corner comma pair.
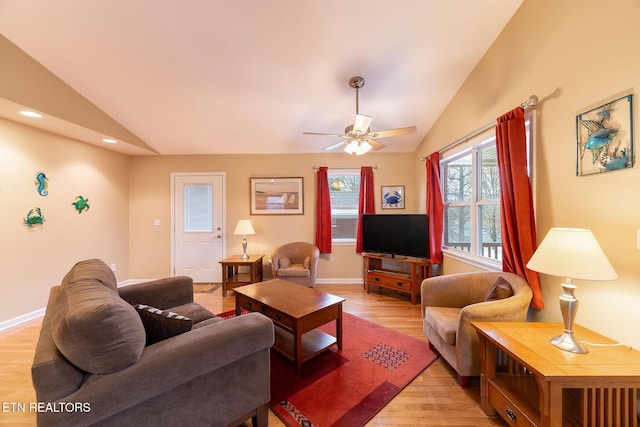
233,219 -> 255,236
526,228 -> 616,281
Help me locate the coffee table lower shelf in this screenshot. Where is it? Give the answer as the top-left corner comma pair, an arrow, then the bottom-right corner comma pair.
273,326 -> 337,365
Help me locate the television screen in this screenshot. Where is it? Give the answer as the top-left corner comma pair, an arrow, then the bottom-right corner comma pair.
362,214 -> 429,259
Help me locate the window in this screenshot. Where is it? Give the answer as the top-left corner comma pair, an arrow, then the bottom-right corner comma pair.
441,118 -> 532,264
183,184 -> 212,232
328,171 -> 360,243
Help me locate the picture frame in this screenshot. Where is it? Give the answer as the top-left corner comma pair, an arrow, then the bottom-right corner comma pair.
576,93 -> 634,176
250,177 -> 304,215
381,185 -> 405,209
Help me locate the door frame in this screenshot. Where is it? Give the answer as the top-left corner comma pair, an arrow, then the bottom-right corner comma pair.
170,172 -> 227,277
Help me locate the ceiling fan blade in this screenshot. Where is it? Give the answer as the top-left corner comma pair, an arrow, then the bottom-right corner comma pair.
353,114 -> 373,133
368,126 -> 416,139
366,139 -> 385,151
323,140 -> 348,151
302,132 -> 345,137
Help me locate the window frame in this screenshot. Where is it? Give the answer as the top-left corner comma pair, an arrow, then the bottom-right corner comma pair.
327,169 -> 361,245
440,114 -> 533,268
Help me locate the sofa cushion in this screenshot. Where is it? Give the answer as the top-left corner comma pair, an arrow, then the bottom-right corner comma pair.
53,279 -> 146,374
279,256 -> 291,268
276,264 -> 310,277
134,304 -> 193,345
424,306 -> 461,345
484,276 -> 514,301
62,258 -> 118,292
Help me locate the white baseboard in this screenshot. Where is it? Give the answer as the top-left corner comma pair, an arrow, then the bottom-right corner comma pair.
1,280 -> 134,332
118,279 -> 149,287
316,278 -> 363,285
1,278 -> 363,332
0,308 -> 46,332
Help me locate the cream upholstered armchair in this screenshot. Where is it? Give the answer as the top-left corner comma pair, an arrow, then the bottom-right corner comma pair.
421,272 -> 532,387
271,242 -> 320,287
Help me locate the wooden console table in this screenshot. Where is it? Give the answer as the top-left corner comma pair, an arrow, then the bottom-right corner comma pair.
472,321 -> 640,427
363,253 -> 430,304
219,254 -> 264,296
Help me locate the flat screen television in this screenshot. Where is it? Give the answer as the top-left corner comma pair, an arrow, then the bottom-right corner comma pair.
362,214 -> 429,259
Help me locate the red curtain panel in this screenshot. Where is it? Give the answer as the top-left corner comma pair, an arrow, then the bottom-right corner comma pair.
356,166 -> 375,253
425,152 -> 444,265
496,107 -> 544,309
315,166 -> 332,253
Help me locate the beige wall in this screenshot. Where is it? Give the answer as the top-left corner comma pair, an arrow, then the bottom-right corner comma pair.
415,0 -> 640,348
129,152 -> 417,281
0,118 -> 130,324
6,0 -> 640,348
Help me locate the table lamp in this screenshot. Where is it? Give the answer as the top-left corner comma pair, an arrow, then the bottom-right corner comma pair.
526,228 -> 617,353
234,219 -> 255,259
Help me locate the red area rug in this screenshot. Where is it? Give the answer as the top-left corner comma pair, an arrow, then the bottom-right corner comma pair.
218,310 -> 437,426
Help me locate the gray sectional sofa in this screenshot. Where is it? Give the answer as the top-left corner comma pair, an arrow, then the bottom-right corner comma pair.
31,259 -> 274,426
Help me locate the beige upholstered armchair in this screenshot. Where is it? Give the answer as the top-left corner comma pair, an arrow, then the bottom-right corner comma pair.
420,272 -> 532,387
271,242 -> 320,287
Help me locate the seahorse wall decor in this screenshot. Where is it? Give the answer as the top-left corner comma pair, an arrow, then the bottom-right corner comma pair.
35,171 -> 49,196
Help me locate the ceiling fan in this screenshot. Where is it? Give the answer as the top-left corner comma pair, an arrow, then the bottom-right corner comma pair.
303,76 -> 416,155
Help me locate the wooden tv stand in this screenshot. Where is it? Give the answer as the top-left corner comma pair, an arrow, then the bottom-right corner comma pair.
363,253 -> 431,305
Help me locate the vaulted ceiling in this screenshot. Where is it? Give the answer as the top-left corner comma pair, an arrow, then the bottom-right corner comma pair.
0,0 -> 523,155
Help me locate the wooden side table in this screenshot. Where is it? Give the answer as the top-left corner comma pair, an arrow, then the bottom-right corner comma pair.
472,321 -> 640,427
219,254 -> 264,297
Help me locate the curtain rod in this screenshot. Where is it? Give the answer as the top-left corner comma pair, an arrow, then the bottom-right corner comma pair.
312,165 -> 377,170
420,95 -> 538,161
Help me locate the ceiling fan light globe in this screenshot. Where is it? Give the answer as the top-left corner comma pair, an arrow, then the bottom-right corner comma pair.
355,141 -> 372,155
344,140 -> 359,154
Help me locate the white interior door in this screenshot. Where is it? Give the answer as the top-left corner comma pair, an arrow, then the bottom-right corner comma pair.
172,173 -> 225,282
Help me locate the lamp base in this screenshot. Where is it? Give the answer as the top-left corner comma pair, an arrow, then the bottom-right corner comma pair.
551,279 -> 588,354
240,238 -> 249,259
550,331 -> 588,354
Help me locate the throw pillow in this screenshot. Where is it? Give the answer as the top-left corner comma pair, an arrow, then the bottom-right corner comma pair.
279,257 -> 291,269
134,304 -> 193,345
303,256 -> 311,269
484,276 -> 514,301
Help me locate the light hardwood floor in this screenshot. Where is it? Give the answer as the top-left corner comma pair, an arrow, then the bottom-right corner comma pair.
0,283 -> 506,426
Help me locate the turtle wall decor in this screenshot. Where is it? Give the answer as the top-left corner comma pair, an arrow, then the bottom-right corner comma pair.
71,195 -> 90,214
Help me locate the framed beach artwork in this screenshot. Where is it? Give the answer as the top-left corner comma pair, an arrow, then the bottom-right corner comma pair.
576,93 -> 634,176
250,177 -> 304,215
381,185 -> 405,209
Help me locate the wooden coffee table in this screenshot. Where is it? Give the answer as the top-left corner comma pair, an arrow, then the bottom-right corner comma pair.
234,279 -> 345,373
